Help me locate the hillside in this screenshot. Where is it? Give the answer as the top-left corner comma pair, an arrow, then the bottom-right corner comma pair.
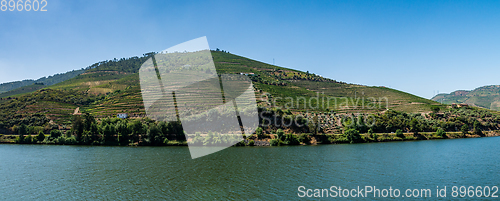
0,69 -> 84,94
0,83 -> 46,98
0,50 -> 443,130
432,85 -> 500,111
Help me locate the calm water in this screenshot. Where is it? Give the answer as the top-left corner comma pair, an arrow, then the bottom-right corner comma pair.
1,137 -> 499,200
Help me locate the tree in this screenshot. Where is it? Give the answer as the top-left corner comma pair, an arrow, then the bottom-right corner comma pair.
24,134 -> 33,144
72,115 -> 84,142
102,124 -> 117,144
83,113 -> 96,132
308,115 -> 319,134
90,122 -> 99,143
343,129 -> 361,144
430,105 -> 441,113
276,129 -> 285,141
473,121 -> 482,135
147,123 -> 162,145
128,120 -> 143,143
36,131 -> 45,142
368,128 -> 377,140
116,121 -> 130,145
17,124 -> 28,143
409,118 -> 420,134
461,124 -> 469,135
158,121 -> 169,140
50,129 -> 62,139
436,128 -> 446,138
395,129 -> 404,138
284,133 -> 300,145
269,139 -> 279,146
255,127 -> 263,138
298,133 -> 311,144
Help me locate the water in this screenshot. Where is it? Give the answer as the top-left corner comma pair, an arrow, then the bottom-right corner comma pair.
1,137 -> 499,200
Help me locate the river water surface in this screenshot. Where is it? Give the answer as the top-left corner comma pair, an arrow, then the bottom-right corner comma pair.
1,137 -> 499,200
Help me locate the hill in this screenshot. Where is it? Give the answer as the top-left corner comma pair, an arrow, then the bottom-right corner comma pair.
0,69 -> 84,94
0,50 -> 446,132
0,83 -> 46,98
431,85 -> 500,111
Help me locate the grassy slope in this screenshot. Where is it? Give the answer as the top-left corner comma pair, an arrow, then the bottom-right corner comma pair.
211,51 -> 439,113
0,84 -> 46,98
1,51 -> 443,125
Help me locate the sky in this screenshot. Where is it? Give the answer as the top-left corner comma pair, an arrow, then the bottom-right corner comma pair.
1,0 -> 500,99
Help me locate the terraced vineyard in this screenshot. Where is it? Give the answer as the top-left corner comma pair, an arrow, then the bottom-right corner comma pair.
0,50 -> 443,131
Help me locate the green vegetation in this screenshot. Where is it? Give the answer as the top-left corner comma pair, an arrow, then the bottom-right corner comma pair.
1,50 -> 500,147
432,85 -> 500,111
0,69 -> 84,94
0,83 -> 46,98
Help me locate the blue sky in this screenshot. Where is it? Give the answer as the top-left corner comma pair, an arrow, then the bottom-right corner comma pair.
1,0 -> 500,99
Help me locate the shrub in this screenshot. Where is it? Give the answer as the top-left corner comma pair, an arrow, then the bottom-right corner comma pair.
298,133 -> 311,144
248,140 -> 255,146
23,135 -> 33,144
36,131 -> 46,142
256,127 -> 263,138
461,124 -> 468,135
269,139 -> 280,146
395,129 -> 404,138
50,129 -> 62,139
436,128 -> 446,138
368,128 -> 377,141
284,133 -> 300,145
473,121 -> 482,135
343,129 -> 361,144
66,136 -> 77,145
276,129 -> 285,141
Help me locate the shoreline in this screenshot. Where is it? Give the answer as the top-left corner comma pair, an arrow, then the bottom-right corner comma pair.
1,130 -> 499,146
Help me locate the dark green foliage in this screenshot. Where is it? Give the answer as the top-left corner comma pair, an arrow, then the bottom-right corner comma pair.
50,129 -> 62,139
473,121 -> 483,135
368,128 -> 377,140
436,128 -> 446,138
83,113 -> 96,132
18,124 -> 27,137
23,135 -> 33,144
431,105 -> 441,113
269,139 -> 280,146
36,131 -> 45,142
248,140 -> 255,146
102,123 -> 117,144
395,129 -> 404,138
146,123 -> 163,145
116,121 -> 130,145
461,124 -> 469,135
276,129 -> 285,141
343,129 -> 361,144
284,133 -> 300,145
256,127 -> 263,138
409,118 -> 420,134
127,120 -> 144,143
298,133 -> 311,144
72,116 -> 84,142
85,53 -> 153,73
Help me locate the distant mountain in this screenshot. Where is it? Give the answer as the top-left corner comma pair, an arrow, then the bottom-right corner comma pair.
0,69 -> 84,94
432,85 -> 500,110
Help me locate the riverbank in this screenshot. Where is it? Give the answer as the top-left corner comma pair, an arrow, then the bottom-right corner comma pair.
1,130 -> 499,146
